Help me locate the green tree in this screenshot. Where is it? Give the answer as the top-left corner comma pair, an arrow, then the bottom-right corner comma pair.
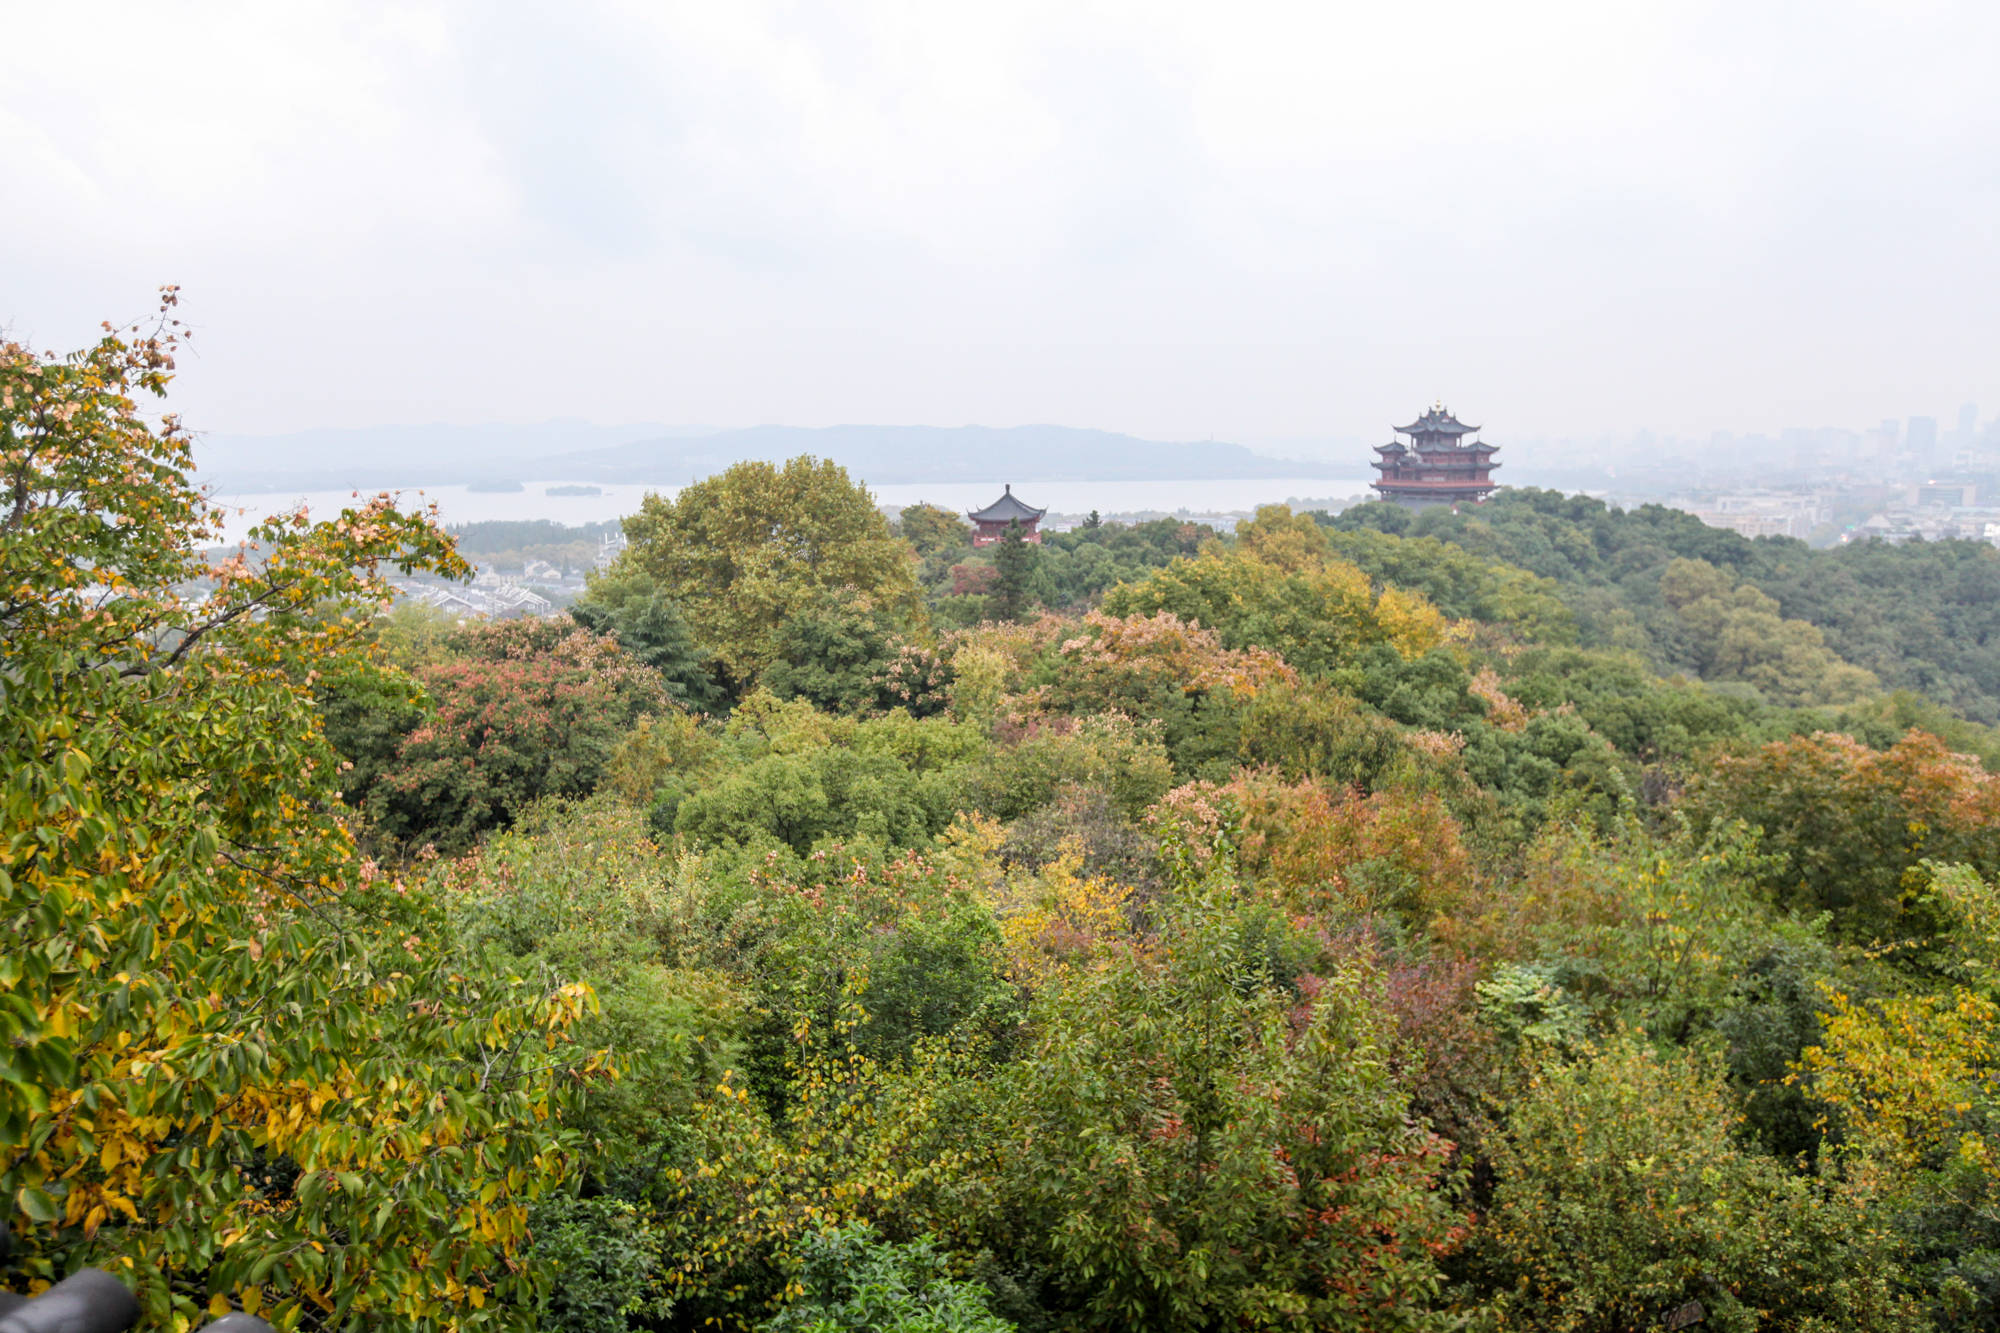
900,503 -> 973,558
1,297 -> 597,1328
1465,1036 -> 1920,1331
987,870 -> 1462,1332
1044,610 -> 1291,780
991,521 -> 1038,621
1102,541 -> 1451,677
761,595 -> 900,715
571,567 -> 725,712
441,801 -> 749,1157
1313,523 -> 1576,644
1033,517 -> 1218,612
1659,558 -> 1877,706
1797,864 -> 2000,1328
615,457 -> 924,691
1688,729 -> 2000,944
528,1194 -> 670,1333
1330,489 -> 2000,722
962,712 -> 1176,822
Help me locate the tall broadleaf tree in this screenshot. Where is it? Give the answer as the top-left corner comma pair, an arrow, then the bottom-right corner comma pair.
0,295 -> 603,1329
612,456 -> 925,693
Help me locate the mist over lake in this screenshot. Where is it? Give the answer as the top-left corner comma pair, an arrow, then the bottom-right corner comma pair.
208,475 -> 1374,546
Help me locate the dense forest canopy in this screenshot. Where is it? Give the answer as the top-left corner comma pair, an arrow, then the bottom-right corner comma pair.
1332,488 -> 2000,724
7,314 -> 2000,1331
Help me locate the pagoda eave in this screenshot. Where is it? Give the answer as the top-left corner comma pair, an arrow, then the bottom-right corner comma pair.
1370,481 -> 1499,496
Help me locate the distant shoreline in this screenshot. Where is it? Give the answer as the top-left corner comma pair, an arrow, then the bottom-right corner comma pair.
189,422 -> 1356,495
197,465 -> 1355,496
204,475 -> 1375,546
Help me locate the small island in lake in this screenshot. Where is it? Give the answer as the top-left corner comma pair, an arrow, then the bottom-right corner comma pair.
467,479 -> 525,493
545,484 -> 603,497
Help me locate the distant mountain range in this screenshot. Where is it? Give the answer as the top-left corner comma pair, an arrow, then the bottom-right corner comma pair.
192,422 -> 1348,492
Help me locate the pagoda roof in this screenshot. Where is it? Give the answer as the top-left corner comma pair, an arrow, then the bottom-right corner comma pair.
1395,406 -> 1481,437
967,484 -> 1046,524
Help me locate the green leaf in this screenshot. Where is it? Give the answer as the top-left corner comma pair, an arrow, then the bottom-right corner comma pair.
17,1185 -> 60,1223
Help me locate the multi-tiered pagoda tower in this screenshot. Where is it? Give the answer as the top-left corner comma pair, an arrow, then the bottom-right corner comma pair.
1370,405 -> 1500,509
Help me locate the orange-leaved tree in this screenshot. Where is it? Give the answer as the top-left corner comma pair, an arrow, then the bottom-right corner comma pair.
1688,729 -> 2000,943
0,294 -> 604,1329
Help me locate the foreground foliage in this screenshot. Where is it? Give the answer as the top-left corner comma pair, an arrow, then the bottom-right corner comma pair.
15,303 -> 2000,1332
2,302 -> 599,1329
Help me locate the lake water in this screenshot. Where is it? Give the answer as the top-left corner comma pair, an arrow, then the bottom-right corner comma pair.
208,476 -> 1375,545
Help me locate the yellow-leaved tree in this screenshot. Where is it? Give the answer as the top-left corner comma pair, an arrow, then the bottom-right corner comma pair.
1799,863 -> 2000,1312
0,295 -> 605,1329
1100,505 -> 1455,677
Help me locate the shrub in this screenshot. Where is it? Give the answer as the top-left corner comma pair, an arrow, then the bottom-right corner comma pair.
762,1224 -> 1014,1333
965,713 -> 1176,822
531,1195 -> 669,1333
1464,1036 -> 1921,1331
986,874 -> 1464,1332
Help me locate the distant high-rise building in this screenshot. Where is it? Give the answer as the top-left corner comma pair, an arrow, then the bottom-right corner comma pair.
1869,419 -> 1902,460
1782,427 -> 1815,467
1958,403 -> 1979,437
1907,416 -> 1939,461
1824,426 -> 1860,455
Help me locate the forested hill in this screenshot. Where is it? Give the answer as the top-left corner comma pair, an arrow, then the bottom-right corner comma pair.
1332,488 -> 2000,723
13,316 -> 2000,1333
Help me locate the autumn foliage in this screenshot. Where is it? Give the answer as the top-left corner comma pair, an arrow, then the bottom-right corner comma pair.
21,299 -> 2000,1331
2,297 -> 600,1329
362,618 -> 675,852
1690,728 -> 2000,940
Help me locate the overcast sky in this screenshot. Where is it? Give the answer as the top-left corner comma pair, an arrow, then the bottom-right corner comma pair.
4,0 -> 1996,447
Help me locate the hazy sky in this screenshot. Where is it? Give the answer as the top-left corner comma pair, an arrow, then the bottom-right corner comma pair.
5,1 -> 1996,446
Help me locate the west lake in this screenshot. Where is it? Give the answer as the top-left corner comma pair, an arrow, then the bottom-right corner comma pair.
208,476 -> 1375,545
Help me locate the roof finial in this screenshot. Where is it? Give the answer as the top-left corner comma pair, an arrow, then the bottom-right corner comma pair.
1004,483 -> 1011,493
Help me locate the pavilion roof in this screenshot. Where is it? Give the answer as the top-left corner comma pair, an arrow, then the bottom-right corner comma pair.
967,484 -> 1046,524
1394,406 -> 1481,437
